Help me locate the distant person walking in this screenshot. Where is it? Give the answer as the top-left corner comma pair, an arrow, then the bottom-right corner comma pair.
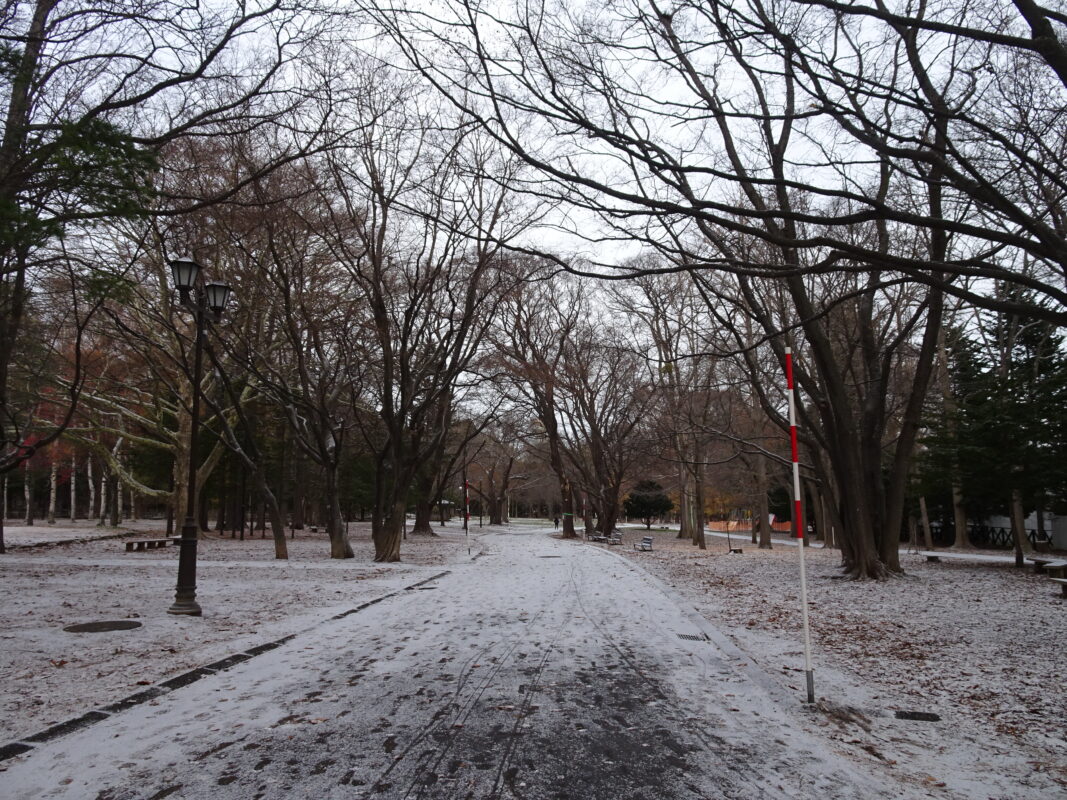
553,516 -> 560,530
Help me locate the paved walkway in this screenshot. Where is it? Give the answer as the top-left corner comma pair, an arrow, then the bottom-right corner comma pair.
0,520 -> 162,547
2,527 -> 899,799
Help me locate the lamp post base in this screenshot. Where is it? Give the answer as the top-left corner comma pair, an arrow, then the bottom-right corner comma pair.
169,519 -> 201,616
167,598 -> 202,616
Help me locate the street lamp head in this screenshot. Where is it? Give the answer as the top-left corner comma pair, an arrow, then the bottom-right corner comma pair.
168,256 -> 200,302
204,282 -> 233,319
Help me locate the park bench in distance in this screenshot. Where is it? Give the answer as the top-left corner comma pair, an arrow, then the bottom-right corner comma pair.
918,550 -> 1015,565
1026,556 -> 1067,576
634,536 -> 653,551
124,537 -> 180,553
588,530 -> 622,545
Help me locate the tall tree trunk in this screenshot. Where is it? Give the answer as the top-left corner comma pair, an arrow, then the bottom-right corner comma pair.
250,467 -> 288,559
227,480 -> 239,537
197,482 -> 210,532
278,422 -> 289,532
487,489 -> 504,525
128,481 -> 137,521
596,487 -> 620,535
558,475 -> 576,538
374,499 -> 406,562
165,465 -> 174,537
98,469 -> 107,525
677,455 -> 691,539
411,495 -> 435,535
692,459 -> 706,549
108,469 -> 119,527
324,464 -> 353,558
237,469 -> 246,540
47,462 -> 57,523
810,484 -> 826,543
23,461 -> 33,525
69,456 -> 76,521
87,457 -> 95,521
1010,485 -> 1032,566
410,472 -> 436,535
291,453 -> 305,530
918,496 -> 934,549
216,472 -> 227,532
933,272 -> 972,553
821,491 -> 836,549
951,483 -> 970,549
757,456 -> 772,550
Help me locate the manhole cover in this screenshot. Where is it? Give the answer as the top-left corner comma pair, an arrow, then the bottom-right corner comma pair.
64,620 -> 142,633
894,710 -> 940,722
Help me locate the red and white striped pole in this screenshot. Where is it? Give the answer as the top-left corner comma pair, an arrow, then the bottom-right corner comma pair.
785,346 -> 815,704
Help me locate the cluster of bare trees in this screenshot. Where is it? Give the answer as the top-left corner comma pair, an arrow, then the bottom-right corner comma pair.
4,1 -> 1064,578
354,0 -> 1067,577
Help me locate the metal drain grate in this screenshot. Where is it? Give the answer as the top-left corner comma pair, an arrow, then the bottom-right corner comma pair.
677,633 -> 706,642
894,710 -> 940,722
538,555 -> 562,558
64,620 -> 142,633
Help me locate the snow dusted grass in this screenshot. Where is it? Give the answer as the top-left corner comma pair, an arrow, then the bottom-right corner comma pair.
0,521 -> 475,742
603,529 -> 1067,796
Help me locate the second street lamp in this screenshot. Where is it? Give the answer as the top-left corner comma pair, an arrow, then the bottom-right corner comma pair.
167,255 -> 233,616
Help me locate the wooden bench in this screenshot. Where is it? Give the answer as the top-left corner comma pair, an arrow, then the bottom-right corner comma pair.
607,532 -> 622,545
1026,556 -> 1067,575
634,536 -> 653,551
918,550 -> 1016,565
124,538 -> 179,552
1050,578 -> 1067,597
589,533 -> 608,543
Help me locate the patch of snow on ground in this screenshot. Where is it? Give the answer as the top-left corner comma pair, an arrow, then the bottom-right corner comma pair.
596,528 -> 1067,797
0,521 -> 480,741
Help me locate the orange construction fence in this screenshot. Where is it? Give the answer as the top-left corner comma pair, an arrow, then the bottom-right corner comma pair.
705,520 -> 793,533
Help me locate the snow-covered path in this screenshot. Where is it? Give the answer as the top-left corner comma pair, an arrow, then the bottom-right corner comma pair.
3,527 -> 897,799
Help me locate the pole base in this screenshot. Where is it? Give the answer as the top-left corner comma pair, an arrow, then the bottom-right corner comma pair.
167,599 -> 202,616
804,670 -> 815,704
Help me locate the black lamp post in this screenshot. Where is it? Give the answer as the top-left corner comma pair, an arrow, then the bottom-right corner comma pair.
167,255 -> 233,616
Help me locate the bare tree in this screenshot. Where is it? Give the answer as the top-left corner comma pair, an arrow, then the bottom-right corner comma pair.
492,276 -> 585,538
1,1 -> 337,479
361,0 -> 1067,320
313,76 -> 533,562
